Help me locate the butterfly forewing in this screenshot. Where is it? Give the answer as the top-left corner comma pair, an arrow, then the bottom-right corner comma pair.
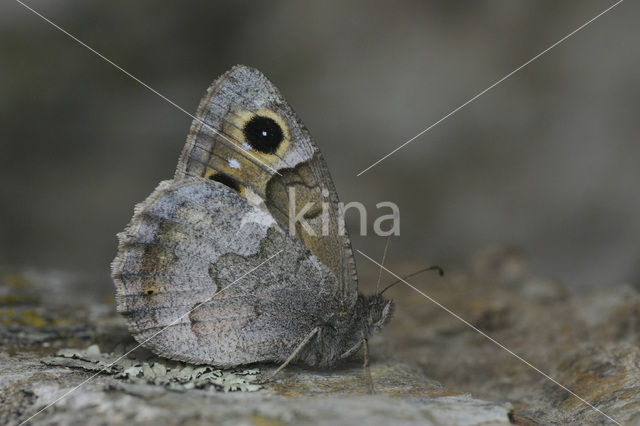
174,65 -> 358,303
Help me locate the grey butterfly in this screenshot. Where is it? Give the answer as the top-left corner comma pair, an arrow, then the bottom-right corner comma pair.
111,65 -> 393,372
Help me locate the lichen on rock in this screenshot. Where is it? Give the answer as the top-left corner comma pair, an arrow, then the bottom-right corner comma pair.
44,344 -> 262,393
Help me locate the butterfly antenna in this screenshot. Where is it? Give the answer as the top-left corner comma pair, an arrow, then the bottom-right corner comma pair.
375,236 -> 392,295
380,265 -> 444,295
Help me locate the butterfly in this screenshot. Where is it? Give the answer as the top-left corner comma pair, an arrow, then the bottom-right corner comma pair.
111,65 -> 393,374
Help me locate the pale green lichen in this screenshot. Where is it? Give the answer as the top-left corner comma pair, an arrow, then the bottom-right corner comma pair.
45,344 -> 262,392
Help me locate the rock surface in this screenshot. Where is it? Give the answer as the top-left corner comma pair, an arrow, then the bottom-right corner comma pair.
1,248 -> 638,425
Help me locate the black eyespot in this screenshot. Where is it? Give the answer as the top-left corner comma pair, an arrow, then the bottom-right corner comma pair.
242,115 -> 284,154
209,173 -> 240,192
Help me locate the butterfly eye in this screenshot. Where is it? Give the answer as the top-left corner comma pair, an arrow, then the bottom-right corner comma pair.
242,115 -> 284,154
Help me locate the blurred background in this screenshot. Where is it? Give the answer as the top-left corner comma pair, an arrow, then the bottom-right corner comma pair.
1,0 -> 637,293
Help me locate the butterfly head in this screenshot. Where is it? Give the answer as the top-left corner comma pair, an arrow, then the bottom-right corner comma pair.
364,293 -> 394,333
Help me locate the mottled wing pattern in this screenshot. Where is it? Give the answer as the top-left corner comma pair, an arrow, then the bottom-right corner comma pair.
112,179 -> 343,367
174,65 -> 358,304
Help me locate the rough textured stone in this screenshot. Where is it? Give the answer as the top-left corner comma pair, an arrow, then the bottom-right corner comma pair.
374,246 -> 640,425
1,248 -> 638,425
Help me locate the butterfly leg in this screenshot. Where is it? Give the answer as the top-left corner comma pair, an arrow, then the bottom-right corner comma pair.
338,338 -> 374,393
339,339 -> 363,360
363,338 -> 375,394
257,326 -> 320,384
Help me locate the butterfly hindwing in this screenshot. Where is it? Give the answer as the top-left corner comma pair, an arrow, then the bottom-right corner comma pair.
112,179 -> 345,366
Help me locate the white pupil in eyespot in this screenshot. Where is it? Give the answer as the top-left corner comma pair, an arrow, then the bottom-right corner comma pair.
261,130 -> 268,137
